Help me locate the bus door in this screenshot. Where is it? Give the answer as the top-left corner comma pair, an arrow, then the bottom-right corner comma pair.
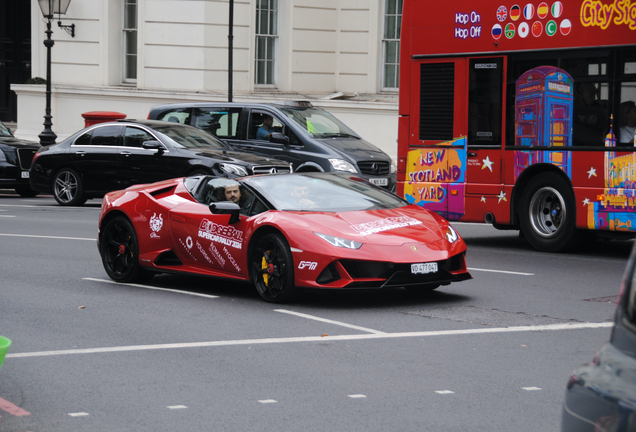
405,59 -> 467,220
464,57 -> 506,222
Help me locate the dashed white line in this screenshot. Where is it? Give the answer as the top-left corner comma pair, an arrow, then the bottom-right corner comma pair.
68,412 -> 89,417
6,322 -> 613,359
167,405 -> 188,409
258,400 -> 277,404
348,394 -> 367,398
435,390 -> 455,394
468,267 -> 534,276
0,215 -> 16,218
521,387 -> 542,391
83,278 -> 219,299
274,309 -> 386,334
0,233 -> 93,241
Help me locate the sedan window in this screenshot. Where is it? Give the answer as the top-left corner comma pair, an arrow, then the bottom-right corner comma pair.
151,124 -> 228,149
88,125 -> 122,146
125,127 -> 155,148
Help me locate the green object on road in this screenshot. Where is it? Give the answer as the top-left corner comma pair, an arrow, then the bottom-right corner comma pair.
0,336 -> 11,373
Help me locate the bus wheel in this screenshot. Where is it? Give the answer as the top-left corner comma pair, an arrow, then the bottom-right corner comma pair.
520,173 -> 579,252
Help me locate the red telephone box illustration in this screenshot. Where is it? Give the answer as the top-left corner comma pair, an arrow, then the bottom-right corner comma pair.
514,66 -> 573,180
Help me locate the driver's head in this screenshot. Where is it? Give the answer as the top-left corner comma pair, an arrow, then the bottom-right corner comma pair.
224,183 -> 241,202
291,184 -> 310,201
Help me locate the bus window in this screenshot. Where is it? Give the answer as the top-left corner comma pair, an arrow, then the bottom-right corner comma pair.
468,58 -> 503,147
572,82 -> 610,147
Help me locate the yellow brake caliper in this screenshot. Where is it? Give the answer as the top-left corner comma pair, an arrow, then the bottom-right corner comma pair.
261,252 -> 271,286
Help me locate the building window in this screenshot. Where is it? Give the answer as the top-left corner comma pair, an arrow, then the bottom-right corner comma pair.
255,0 -> 277,86
382,0 -> 402,89
123,0 -> 137,83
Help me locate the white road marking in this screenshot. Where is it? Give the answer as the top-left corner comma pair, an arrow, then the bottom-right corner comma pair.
83,278 -> 219,299
6,322 -> 613,359
435,390 -> 455,394
521,387 -> 542,391
468,267 -> 534,276
68,412 -> 89,417
274,309 -> 386,334
167,405 -> 187,409
348,394 -> 367,398
258,400 -> 277,404
0,204 -> 40,208
0,215 -> 16,218
0,233 -> 94,241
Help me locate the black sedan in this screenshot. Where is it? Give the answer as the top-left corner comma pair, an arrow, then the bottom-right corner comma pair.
29,119 -> 292,206
0,121 -> 40,197
561,242 -> 636,431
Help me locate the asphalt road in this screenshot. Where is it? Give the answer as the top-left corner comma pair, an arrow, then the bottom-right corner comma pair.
0,192 -> 631,432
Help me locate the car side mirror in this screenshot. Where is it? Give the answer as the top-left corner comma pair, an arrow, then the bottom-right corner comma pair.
269,132 -> 289,145
142,140 -> 165,153
209,201 -> 240,224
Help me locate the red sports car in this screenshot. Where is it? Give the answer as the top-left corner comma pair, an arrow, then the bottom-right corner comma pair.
98,172 -> 471,302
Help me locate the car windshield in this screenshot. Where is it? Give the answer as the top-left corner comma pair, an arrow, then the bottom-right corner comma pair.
247,172 -> 407,212
150,124 -> 228,149
279,107 -> 359,139
0,122 -> 13,137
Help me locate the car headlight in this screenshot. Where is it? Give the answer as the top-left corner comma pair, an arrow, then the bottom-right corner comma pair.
314,232 -> 363,249
390,159 -> 397,173
220,163 -> 249,177
446,225 -> 459,243
329,159 -> 357,173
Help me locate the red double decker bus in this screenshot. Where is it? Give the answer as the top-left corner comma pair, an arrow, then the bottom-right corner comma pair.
397,0 -> 636,251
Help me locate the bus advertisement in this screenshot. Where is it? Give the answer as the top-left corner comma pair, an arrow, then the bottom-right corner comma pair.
397,0 -> 636,251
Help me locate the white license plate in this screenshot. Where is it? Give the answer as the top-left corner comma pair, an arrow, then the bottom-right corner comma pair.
411,262 -> 438,274
369,178 -> 388,186
21,171 -> 29,179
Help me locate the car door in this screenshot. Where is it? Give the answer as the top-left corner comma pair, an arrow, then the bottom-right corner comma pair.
168,200 -> 249,276
116,126 -> 170,189
190,106 -> 243,140
70,124 -> 121,194
229,109 -> 305,169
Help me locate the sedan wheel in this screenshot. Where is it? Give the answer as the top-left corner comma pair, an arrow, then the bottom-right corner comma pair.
100,216 -> 153,283
251,233 -> 297,303
53,168 -> 86,206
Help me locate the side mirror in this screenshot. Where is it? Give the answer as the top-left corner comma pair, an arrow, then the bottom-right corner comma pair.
269,132 -> 289,145
209,201 -> 240,224
142,140 -> 165,153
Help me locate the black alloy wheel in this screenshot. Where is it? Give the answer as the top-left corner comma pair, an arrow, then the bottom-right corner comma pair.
251,233 -> 297,303
100,216 -> 153,283
53,168 -> 87,206
520,172 -> 579,252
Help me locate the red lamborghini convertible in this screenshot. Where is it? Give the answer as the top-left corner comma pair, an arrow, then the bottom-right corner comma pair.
98,172 -> 471,302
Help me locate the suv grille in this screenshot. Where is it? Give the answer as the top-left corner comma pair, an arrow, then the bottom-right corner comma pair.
357,161 -> 390,176
252,165 -> 292,175
17,148 -> 38,170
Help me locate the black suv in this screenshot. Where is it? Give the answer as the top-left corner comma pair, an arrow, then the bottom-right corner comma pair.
148,101 -> 396,191
0,121 -> 40,197
29,119 -> 292,206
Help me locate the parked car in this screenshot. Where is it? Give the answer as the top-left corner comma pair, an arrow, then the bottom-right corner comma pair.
29,119 -> 292,206
147,101 -> 397,191
98,172 -> 471,303
561,242 -> 636,431
0,121 -> 40,197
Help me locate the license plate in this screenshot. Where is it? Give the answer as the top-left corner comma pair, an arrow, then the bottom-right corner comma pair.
369,178 -> 388,186
21,171 -> 29,179
411,262 -> 438,274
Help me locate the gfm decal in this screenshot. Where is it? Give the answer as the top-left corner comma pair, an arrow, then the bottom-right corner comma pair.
298,261 -> 318,270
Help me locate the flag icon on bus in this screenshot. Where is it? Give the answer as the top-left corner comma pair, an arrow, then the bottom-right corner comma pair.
524,4 -> 534,19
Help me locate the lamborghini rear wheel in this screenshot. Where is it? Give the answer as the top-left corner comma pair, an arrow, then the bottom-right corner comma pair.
100,216 -> 153,283
251,233 -> 297,303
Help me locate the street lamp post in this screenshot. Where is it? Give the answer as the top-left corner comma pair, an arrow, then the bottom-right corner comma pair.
37,0 -> 73,147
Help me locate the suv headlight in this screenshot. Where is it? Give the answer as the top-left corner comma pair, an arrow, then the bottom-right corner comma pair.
391,159 -> 397,173
220,163 -> 249,177
329,159 -> 357,173
314,232 -> 363,249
